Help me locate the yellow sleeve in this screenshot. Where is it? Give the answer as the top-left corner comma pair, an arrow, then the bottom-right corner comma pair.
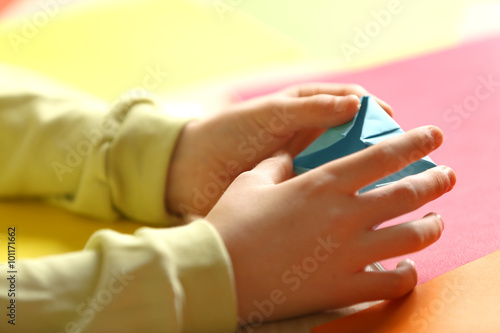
0,64 -> 186,225
0,220 -> 238,332
0,65 -> 238,331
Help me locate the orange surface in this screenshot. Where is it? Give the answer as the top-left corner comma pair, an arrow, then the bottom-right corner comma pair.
313,249 -> 500,333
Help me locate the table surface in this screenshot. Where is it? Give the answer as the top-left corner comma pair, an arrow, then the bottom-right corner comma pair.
1,1 -> 500,332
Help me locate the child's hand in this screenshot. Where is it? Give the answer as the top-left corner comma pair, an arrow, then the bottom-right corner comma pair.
166,83 -> 393,216
206,125 -> 456,323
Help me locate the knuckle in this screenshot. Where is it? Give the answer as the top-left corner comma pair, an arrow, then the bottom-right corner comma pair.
370,144 -> 398,170
234,170 -> 256,184
343,84 -> 367,96
304,95 -> 335,113
304,85 -> 321,97
375,131 -> 431,171
264,96 -> 287,111
404,223 -> 427,250
394,180 -> 420,206
282,84 -> 318,97
298,169 -> 339,195
279,85 -> 300,97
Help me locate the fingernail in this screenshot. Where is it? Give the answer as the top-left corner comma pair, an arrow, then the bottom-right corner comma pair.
352,94 -> 361,110
353,94 -> 361,110
444,167 -> 456,191
272,150 -> 288,158
426,212 -> 444,231
338,94 -> 360,113
398,258 -> 415,268
426,126 -> 444,149
405,258 -> 415,267
437,214 -> 444,231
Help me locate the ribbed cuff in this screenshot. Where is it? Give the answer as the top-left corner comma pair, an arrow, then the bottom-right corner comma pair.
108,98 -> 189,225
139,220 -> 238,332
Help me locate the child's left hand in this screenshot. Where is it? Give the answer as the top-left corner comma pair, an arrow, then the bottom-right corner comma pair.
165,83 -> 393,216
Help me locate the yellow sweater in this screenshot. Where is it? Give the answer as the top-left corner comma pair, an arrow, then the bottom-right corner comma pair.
0,64 -> 237,332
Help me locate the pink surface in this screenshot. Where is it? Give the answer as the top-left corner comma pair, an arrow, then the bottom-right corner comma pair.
238,35 -> 500,284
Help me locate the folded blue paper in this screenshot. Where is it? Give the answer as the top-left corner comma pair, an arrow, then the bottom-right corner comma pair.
293,96 -> 436,193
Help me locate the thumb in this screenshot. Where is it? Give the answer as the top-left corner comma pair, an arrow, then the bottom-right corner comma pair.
284,94 -> 361,130
243,151 -> 294,186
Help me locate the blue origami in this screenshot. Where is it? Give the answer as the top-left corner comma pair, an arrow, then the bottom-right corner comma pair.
293,96 -> 436,193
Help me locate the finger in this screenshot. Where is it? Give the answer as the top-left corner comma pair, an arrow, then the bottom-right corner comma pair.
236,151 -> 293,186
284,128 -> 328,157
269,94 -> 360,133
358,213 -> 444,266
282,83 -> 394,117
348,259 -> 417,302
311,126 -> 444,194
357,166 -> 456,228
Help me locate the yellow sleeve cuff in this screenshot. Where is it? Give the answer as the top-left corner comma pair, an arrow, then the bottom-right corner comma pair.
107,97 -> 189,225
84,219 -> 238,332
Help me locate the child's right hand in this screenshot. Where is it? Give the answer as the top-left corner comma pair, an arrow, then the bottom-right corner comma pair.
206,125 -> 456,324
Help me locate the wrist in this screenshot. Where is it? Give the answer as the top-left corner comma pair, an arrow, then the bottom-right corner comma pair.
165,120 -> 201,216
